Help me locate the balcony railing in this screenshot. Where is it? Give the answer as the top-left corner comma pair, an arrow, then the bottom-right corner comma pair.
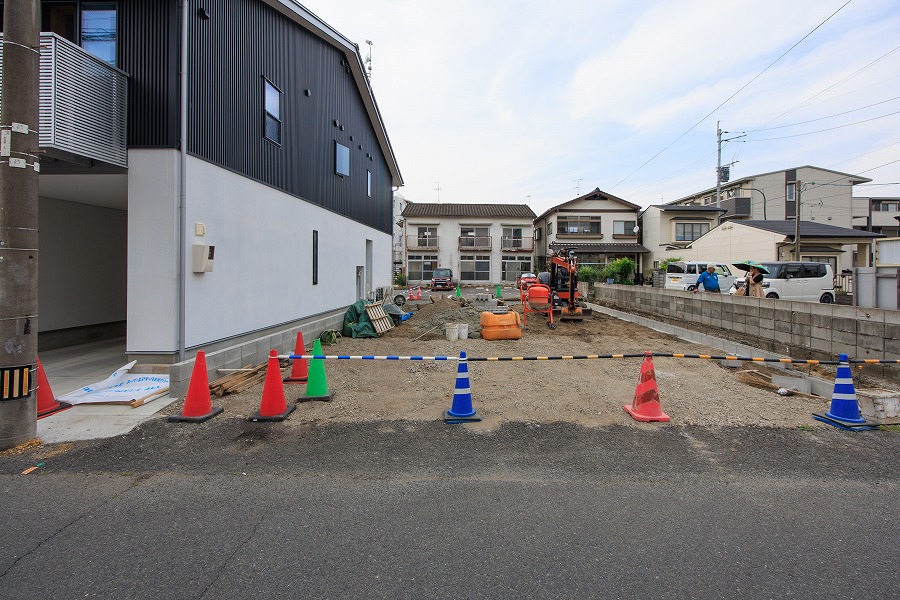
406,235 -> 439,250
721,196 -> 752,219
0,33 -> 128,168
458,236 -> 492,250
500,236 -> 533,251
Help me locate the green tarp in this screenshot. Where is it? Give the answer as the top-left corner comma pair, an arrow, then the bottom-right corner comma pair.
342,300 -> 378,338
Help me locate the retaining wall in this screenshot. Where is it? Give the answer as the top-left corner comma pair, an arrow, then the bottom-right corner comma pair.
589,284 -> 899,362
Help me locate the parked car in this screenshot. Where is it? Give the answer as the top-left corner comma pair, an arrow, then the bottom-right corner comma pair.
729,261 -> 835,303
517,272 -> 538,290
664,261 -> 735,293
430,268 -> 455,291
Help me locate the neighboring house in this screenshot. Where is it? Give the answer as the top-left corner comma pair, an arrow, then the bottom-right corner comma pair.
533,188 -> 649,273
670,220 -> 882,274
399,202 -> 536,286
855,197 -> 900,238
1,1 -> 402,362
642,166 -> 874,269
638,205 -> 728,270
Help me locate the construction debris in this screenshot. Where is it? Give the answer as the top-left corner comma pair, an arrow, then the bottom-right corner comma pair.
208,361 -> 277,397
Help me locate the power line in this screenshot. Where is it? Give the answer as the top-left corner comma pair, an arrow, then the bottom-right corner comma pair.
608,0 -> 853,192
744,109 -> 900,141
752,96 -> 900,131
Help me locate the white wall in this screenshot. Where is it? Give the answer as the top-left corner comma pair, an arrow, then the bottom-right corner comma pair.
127,151 -> 392,353
38,196 -> 127,331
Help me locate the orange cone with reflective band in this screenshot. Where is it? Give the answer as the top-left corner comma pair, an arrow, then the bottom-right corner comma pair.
36,357 -> 71,419
249,350 -> 295,422
168,351 -> 224,423
408,287 -> 415,300
624,352 -> 670,422
416,286 -> 422,300
283,331 -> 308,384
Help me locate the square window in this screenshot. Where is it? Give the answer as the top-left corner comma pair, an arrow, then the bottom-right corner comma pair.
335,142 -> 350,177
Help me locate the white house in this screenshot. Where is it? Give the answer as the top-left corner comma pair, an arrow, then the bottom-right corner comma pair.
399,202 -> 536,286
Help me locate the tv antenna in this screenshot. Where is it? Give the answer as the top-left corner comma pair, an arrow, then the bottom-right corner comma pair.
364,40 -> 373,79
574,178 -> 583,196
434,181 -> 442,203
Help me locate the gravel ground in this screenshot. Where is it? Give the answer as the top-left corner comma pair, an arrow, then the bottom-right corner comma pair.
160,298 -> 872,430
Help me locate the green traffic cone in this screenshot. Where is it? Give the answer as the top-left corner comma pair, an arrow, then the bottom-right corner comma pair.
455,284 -> 461,298
298,338 -> 334,402
496,284 -> 502,299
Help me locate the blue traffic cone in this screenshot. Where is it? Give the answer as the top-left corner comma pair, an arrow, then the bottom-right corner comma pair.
444,351 -> 481,424
813,354 -> 875,430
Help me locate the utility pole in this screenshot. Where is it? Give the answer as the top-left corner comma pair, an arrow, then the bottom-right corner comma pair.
715,121 -> 722,209
0,1 -> 40,450
794,180 -> 802,260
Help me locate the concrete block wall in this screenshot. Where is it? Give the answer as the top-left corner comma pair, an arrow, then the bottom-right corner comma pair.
168,309 -> 345,398
590,284 -> 894,362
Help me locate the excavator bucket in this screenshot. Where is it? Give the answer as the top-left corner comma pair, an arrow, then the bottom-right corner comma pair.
553,306 -> 591,320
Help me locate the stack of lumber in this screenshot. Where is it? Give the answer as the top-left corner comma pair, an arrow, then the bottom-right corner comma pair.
208,362 -> 269,397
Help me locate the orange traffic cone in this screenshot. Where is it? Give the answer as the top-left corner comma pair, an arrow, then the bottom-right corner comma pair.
624,352 -> 670,422
36,357 -> 71,419
249,350 -> 296,422
416,286 -> 422,300
168,351 -> 224,423
283,331 -> 308,384
408,286 -> 415,300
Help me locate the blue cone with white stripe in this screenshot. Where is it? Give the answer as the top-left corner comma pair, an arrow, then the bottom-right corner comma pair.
444,351 -> 481,423
823,354 -> 866,424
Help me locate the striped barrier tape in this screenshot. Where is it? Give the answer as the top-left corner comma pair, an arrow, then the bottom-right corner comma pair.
283,353 -> 900,365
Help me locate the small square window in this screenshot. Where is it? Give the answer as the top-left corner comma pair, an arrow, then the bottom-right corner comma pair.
264,79 -> 282,145
335,142 -> 350,177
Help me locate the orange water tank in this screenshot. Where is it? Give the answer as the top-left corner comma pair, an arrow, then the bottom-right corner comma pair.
480,311 -> 522,340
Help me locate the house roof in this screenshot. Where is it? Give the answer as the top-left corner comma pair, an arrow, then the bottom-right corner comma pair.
738,220 -> 884,239
401,202 -> 536,219
549,242 -> 649,254
265,1 -> 403,187
536,188 -> 640,221
665,166 -> 872,206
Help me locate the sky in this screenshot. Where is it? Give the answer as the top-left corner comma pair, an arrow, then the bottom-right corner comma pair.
305,0 -> 900,217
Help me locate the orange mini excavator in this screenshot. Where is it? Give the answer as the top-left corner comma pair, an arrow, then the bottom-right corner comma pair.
543,248 -> 592,322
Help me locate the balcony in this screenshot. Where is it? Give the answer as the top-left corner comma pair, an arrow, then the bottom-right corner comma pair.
0,33 -> 128,168
458,236 -> 492,251
720,196 -> 752,219
406,235 -> 439,251
501,236 -> 533,251
871,210 -> 900,228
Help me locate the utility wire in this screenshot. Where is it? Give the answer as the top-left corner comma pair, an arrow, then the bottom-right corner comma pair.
608,0 -> 853,192
752,96 -> 900,131
744,110 -> 900,141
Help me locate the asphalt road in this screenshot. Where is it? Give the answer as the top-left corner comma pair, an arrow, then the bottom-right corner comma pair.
1,419 -> 897,599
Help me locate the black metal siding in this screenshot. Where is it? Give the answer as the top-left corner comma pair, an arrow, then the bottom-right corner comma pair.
186,0 -> 393,234
120,0 -> 180,148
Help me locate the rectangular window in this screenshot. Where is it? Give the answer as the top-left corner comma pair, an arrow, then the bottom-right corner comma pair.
312,230 -> 318,285
313,229 -> 319,285
81,3 -> 117,65
367,170 -> 372,197
613,220 -> 636,235
502,256 -> 531,282
460,226 -> 490,248
535,227 -> 542,241
675,223 -> 709,241
407,254 -> 438,281
785,183 -> 796,219
557,216 -> 601,235
335,142 -> 350,177
415,226 -> 437,247
264,80 -> 282,144
460,254 -> 490,281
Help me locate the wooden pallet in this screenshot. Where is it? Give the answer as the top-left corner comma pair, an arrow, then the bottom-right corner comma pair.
365,300 -> 394,336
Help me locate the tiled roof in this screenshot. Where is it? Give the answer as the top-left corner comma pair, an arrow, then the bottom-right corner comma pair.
739,220 -> 884,239
402,202 -> 536,219
549,242 -> 649,253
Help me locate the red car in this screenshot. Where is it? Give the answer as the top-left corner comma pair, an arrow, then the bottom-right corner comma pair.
517,273 -> 538,291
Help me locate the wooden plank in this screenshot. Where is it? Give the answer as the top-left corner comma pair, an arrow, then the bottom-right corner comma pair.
365,300 -> 394,336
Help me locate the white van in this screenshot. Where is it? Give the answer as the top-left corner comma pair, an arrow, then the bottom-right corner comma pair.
729,261 -> 835,303
664,261 -> 735,293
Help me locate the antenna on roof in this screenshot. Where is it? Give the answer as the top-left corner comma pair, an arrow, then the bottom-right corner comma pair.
364,40 -> 373,80
434,181 -> 442,203
574,178 -> 583,196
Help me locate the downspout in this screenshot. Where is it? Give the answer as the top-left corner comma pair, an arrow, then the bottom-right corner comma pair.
177,0 -> 188,362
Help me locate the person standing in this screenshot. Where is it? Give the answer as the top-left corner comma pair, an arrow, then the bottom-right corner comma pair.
694,264 -> 720,293
745,266 -> 765,297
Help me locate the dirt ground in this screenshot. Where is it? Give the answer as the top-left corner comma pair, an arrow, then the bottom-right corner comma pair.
161,297 -> 896,431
